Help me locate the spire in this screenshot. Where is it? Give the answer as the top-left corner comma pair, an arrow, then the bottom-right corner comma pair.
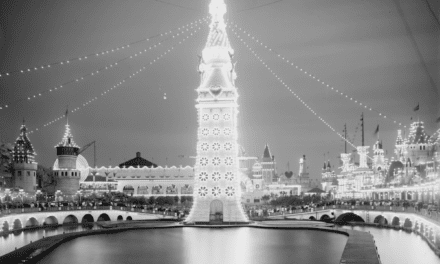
57,122 -> 78,148
205,0 -> 230,49
263,144 -> 272,159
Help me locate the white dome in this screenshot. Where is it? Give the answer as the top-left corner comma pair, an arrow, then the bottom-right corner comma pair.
53,154 -> 90,182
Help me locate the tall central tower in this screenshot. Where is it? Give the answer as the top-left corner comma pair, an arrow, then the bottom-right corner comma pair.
186,0 -> 248,223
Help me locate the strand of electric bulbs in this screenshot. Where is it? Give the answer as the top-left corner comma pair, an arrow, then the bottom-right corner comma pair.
0,18 -> 208,111
27,25 -> 202,135
0,16 -> 209,78
229,22 -> 406,129
231,28 -> 373,159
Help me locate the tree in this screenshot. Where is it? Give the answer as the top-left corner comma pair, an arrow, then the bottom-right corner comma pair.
148,196 -> 156,205
262,195 -> 270,204
174,195 -> 179,204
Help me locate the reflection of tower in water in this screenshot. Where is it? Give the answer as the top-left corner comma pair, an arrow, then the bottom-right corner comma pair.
185,0 -> 248,223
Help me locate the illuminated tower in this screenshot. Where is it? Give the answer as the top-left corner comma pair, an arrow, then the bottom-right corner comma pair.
12,121 -> 37,193
261,144 -> 276,185
186,0 -> 248,223
53,119 -> 81,195
372,140 -> 385,171
394,130 -> 405,162
357,146 -> 370,168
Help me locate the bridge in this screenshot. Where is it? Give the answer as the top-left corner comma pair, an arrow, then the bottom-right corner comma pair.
0,206 -> 164,234
269,205 -> 440,248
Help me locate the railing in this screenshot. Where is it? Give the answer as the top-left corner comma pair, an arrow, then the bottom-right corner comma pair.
0,205 -> 180,218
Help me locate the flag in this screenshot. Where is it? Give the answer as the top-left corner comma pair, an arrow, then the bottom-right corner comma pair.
413,103 -> 419,112
436,116 -> 440,123
373,124 -> 379,135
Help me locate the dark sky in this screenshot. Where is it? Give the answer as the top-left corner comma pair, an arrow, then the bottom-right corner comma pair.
0,0 -> 439,180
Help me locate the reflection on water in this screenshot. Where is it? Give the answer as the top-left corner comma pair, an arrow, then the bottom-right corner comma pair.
0,224 -> 101,256
37,228 -> 348,264
342,226 -> 440,264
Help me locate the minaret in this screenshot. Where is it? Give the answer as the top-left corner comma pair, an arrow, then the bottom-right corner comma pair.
53,117 -> 81,196
299,155 -> 309,181
395,130 -> 405,162
186,0 -> 248,223
12,120 -> 38,193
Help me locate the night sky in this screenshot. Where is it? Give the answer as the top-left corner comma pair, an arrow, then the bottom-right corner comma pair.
0,0 -> 439,180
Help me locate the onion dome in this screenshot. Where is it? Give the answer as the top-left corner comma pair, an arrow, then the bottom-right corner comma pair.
13,123 -> 36,163
56,123 -> 79,156
406,121 -> 430,144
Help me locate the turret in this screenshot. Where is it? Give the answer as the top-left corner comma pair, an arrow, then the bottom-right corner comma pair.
53,119 -> 81,195
373,140 -> 385,171
261,144 -> 276,184
394,130 -> 405,162
12,121 -> 37,193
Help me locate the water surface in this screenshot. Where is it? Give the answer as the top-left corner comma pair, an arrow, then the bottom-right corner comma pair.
37,228 -> 347,264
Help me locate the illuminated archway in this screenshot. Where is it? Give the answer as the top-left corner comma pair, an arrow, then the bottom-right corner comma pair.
44,216 -> 59,226
13,219 -> 22,230
25,217 -> 39,227
81,214 -> 94,223
63,215 -> 79,225
97,213 -> 111,222
391,216 -> 400,226
335,213 -> 365,223
373,215 -> 388,225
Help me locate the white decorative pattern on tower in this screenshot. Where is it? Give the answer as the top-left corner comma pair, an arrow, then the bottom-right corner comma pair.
186,0 -> 248,223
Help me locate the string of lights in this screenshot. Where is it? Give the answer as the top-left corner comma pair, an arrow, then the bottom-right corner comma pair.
231,27 -> 374,160
0,16 -> 209,79
229,21 -> 407,129
0,18 -> 208,111
27,25 -> 203,135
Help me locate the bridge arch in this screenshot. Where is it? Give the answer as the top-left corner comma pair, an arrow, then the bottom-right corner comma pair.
43,216 -> 59,226
97,213 -> 111,222
63,215 -> 79,225
2,221 -> 9,232
81,214 -> 94,223
127,216 -> 133,221
373,215 -> 388,225
403,218 -> 412,228
13,219 -> 22,230
309,216 -> 316,220
25,217 -> 39,227
117,215 -> 123,221
335,213 -> 365,223
320,214 -> 330,221
391,216 -> 400,226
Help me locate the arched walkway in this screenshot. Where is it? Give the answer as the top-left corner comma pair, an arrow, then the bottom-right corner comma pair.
81,214 -> 94,223
63,215 -> 79,225
97,213 -> 111,222
25,217 -> 39,227
126,216 -> 132,221
13,219 -> 22,230
373,215 -> 388,225
44,216 -> 59,226
117,215 -> 123,221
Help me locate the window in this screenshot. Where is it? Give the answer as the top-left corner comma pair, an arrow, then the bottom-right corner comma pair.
224,128 -> 231,136
202,114 -> 209,121
18,171 -> 22,176
225,157 -> 233,166
213,114 -> 219,120
27,171 -> 30,176
213,128 -> 220,136
223,113 -> 230,120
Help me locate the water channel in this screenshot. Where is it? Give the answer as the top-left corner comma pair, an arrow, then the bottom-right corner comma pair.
0,223 -> 439,263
